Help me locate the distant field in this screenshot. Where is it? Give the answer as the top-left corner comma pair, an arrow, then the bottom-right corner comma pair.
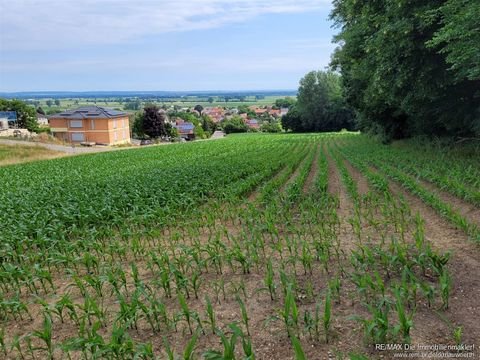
33,95 -> 292,114
0,133 -> 479,359
0,143 -> 65,166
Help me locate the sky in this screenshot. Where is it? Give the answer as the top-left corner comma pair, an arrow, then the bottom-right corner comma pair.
0,0 -> 337,92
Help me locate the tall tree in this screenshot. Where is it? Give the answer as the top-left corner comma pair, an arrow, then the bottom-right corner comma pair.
330,0 -> 480,140
143,105 -> 167,138
282,70 -> 355,132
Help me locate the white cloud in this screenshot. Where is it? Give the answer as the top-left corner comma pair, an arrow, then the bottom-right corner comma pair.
0,0 -> 330,50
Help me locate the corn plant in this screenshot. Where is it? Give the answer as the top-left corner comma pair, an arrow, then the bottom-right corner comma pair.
205,296 -> 217,334
31,313 -> 54,360
453,326 -> 463,346
236,296 -> 250,336
290,335 -> 307,360
323,290 -> 332,343
393,287 -> 414,343
263,259 -> 276,300
439,269 -> 452,310
203,327 -> 237,360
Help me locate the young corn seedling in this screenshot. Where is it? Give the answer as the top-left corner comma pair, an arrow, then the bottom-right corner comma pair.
190,271 -> 202,299
162,336 -> 177,360
230,279 -> 247,300
323,290 -> 332,343
10,334 -> 25,360
329,276 -> 341,304
280,284 -> 299,338
394,287 -> 414,343
31,313 -> 54,360
203,327 -> 237,360
230,323 -> 255,360
453,326 -> 463,346
303,309 -> 314,339
178,293 -> 194,335
439,269 -> 452,310
264,259 -> 277,300
183,331 -> 199,360
351,297 -> 391,345
290,335 -> 307,360
236,296 -> 250,336
205,296 -> 217,334
134,342 -> 155,359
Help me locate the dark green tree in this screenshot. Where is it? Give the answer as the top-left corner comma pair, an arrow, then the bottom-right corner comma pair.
0,99 -> 38,131
275,97 -> 297,108
194,105 -> 204,115
281,71 -> 355,132
132,112 -> 145,138
330,0 -> 480,139
222,116 -> 248,134
143,105 -> 167,138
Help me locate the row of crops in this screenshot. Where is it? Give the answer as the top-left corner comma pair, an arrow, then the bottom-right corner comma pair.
0,133 -> 478,359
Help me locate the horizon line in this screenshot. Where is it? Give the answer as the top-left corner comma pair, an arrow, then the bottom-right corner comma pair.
0,89 -> 298,94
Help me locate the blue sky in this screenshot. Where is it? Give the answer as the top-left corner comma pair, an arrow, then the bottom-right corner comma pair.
0,0 -> 336,92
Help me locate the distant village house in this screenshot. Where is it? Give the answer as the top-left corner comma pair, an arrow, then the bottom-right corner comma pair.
173,119 -> 195,140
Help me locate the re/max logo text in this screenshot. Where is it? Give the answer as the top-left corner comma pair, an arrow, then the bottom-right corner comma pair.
375,344 -> 413,351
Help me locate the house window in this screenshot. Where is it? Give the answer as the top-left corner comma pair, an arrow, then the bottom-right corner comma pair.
114,131 -> 118,141
113,119 -> 117,129
123,119 -> 126,128
71,133 -> 84,142
91,119 -> 95,130
123,129 -> 126,139
70,120 -> 83,128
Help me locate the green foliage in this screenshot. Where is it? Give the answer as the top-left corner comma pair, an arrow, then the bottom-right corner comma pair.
124,99 -> 142,110
330,0 -> 480,139
222,116 -> 248,134
0,98 -> 39,132
132,112 -> 145,138
237,105 -> 256,118
281,71 -> 355,133
260,120 -> 282,133
290,335 -> 307,360
427,1 -> 480,82
275,97 -> 296,109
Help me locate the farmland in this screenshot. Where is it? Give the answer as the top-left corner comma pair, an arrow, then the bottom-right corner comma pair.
19,95 -> 290,115
0,133 -> 479,359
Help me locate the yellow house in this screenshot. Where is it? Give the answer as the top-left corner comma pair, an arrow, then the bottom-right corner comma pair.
49,106 -> 130,145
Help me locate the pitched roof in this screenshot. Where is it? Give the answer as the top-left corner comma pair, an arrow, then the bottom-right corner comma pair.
0,111 -> 17,120
173,121 -> 195,134
49,106 -> 127,119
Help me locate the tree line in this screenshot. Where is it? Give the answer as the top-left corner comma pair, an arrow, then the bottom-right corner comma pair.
330,0 -> 480,140
281,71 -> 355,133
